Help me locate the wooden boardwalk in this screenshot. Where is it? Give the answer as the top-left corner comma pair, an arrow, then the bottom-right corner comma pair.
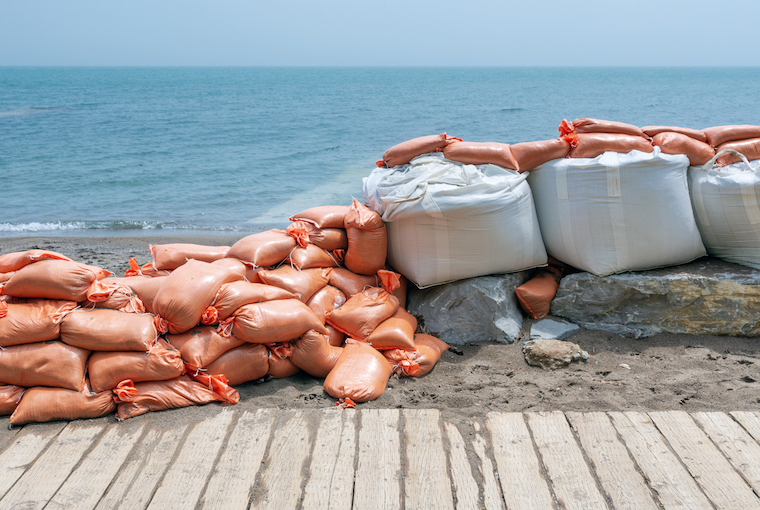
1,409 -> 760,509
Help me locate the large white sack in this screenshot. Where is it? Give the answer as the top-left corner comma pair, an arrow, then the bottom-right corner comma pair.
688,149 -> 760,270
362,153 -> 547,288
527,147 -> 706,276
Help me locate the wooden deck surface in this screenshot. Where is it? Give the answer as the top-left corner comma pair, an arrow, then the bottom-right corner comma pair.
1,409 -> 760,509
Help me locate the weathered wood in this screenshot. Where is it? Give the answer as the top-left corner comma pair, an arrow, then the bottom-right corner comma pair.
353,409 -> 402,510
404,409 -> 454,510
201,409 -> 275,510
472,430 -> 506,510
0,421 -> 66,498
486,412 -> 554,510
46,422 -> 145,510
731,411 -> 760,442
302,409 -> 357,510
649,410 -> 760,510
693,411 -> 760,497
250,410 -> 312,510
147,408 -> 235,510
444,423 -> 481,510
0,421 -> 105,510
608,412 -> 713,510
0,419 -> 19,453
526,411 -> 608,510
567,412 -> 658,510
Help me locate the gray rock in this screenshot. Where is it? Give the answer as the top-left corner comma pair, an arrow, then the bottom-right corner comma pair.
551,257 -> 760,338
530,319 -> 580,341
523,339 -> 589,370
407,271 -> 531,345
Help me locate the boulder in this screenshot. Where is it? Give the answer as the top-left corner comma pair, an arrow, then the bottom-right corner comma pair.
523,339 -> 589,370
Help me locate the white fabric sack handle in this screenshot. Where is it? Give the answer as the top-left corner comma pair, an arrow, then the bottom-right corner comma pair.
700,149 -> 754,173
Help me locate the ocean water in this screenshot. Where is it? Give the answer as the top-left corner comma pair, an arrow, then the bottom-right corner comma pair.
1,66 -> 759,237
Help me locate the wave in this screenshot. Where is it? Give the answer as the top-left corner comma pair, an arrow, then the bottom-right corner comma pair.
500,107 -> 526,113
0,221 -> 248,234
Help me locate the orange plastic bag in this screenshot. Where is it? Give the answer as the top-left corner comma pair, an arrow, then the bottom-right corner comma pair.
641,126 -> 707,143
563,132 -> 653,159
10,383 -> 116,425
60,309 -> 161,352
379,133 -> 458,168
384,334 -> 450,377
258,266 -> 331,303
289,205 -> 351,229
290,330 -> 343,378
149,243 -> 230,270
286,244 -> 341,270
324,339 -> 392,402
0,341 -> 89,391
167,326 -> 246,373
0,272 -> 15,284
113,375 -> 229,420
558,118 -> 645,138
344,199 -> 387,276
652,132 -> 715,166
1,259 -> 111,301
225,229 -> 297,268
306,285 -> 347,323
153,259 -> 243,334
81,282 -> 146,314
365,308 -> 417,351
703,125 -> 760,147
510,138 -> 571,173
515,270 -> 562,320
218,298 -> 328,343
326,287 -> 399,341
211,257 -> 263,283
185,372 -> 239,404
442,141 -> 518,170
716,138 -> 760,166
267,350 -> 301,378
88,338 -> 185,393
328,268 -> 380,298
0,299 -> 76,347
326,324 -> 346,347
0,250 -> 72,273
309,228 -> 348,251
201,280 -> 296,325
103,275 -> 167,314
0,385 -> 24,416
200,342 -> 269,386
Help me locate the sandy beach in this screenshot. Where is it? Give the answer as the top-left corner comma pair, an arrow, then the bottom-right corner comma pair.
2,235 -> 758,424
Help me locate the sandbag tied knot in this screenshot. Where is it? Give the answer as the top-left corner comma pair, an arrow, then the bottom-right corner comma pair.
335,397 -> 356,409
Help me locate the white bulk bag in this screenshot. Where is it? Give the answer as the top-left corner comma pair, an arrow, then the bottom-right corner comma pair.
527,147 -> 706,276
688,149 -> 760,270
362,152 -> 547,288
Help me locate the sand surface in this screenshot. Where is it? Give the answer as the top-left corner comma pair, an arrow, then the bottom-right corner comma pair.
2,235 -> 759,423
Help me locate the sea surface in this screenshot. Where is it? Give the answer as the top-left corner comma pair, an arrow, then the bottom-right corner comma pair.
1,67 -> 759,238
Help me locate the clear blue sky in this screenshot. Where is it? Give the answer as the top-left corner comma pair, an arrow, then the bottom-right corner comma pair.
2,0 -> 759,66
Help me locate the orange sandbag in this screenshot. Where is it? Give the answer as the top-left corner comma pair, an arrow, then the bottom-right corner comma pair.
559,118 -> 646,138
0,341 -> 89,391
323,339 -> 392,402
185,372 -> 239,404
0,299 -> 76,347
716,138 -> 760,166
60,309 -> 161,352
88,339 -> 185,393
10,383 -> 116,425
390,272 -> 408,308
113,375 -> 228,420
258,266 -> 331,303
225,229 -> 297,268
0,272 -> 15,283
286,244 -> 341,270
167,326 -> 246,372
267,350 -> 301,378
286,221 -> 315,247
218,298 -> 328,343
153,259 -> 243,334
344,199 -> 387,276
442,141 -> 518,170
309,228 -> 348,251
652,132 -> 715,166
202,280 -> 296,325
365,308 -> 417,351
703,125 -> 760,147
0,385 -> 24,416
326,324 -> 345,347
515,270 -> 561,320
306,285 -> 347,323
641,126 -> 708,143
81,282 -> 146,314
384,334 -> 450,377
201,342 -> 270,386
379,133 -> 457,168
0,250 -> 72,273
103,275 -> 167,314
1,259 -> 111,301
326,287 -> 399,341
211,257 -> 263,283
289,330 -> 343,378
328,268 -> 380,298
564,132 -> 653,159
289,205 -> 351,230
149,243 -> 230,270
510,138 -> 571,173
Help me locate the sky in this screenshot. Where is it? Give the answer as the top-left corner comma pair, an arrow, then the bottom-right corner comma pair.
2,0 -> 760,67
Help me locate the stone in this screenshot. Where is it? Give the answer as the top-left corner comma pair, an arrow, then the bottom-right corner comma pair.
523,339 -> 589,370
407,271 -> 531,345
529,319 -> 580,342
551,257 -> 760,338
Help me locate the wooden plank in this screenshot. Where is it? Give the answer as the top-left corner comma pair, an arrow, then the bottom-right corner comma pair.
567,412 -> 658,510
608,411 -> 713,510
46,422 -> 145,510
201,409 -> 276,510
404,409 -> 454,510
250,410 -> 312,510
0,419 -> 19,453
649,410 -> 760,510
486,412 -> 554,510
443,423 -> 481,510
353,409 -> 402,510
693,411 -> 760,497
731,411 -> 760,442
471,427 -> 506,510
302,409 -> 357,510
0,421 -> 66,498
146,408 -> 235,510
526,411 -> 609,510
96,424 -> 188,510
0,421 -> 105,510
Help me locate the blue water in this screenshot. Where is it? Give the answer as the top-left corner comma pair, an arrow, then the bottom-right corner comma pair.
2,67 -> 759,237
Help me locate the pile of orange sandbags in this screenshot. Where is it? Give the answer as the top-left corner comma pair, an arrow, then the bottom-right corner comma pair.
702,125 -> 760,166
